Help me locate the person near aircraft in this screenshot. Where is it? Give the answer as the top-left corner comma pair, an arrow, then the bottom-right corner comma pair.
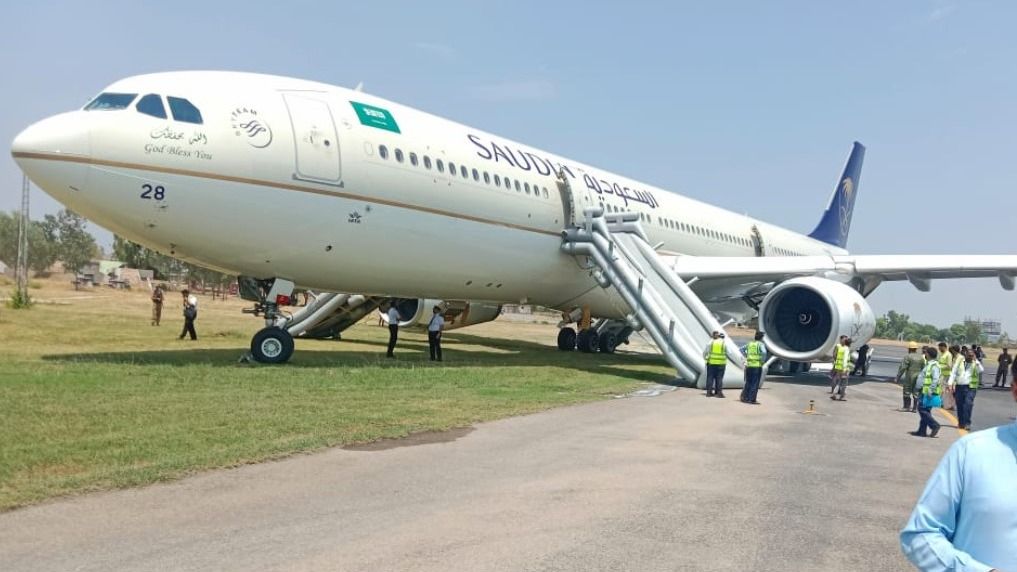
703,331 -> 727,398
739,331 -> 767,404
911,347 -> 943,438
896,341 -> 924,412
427,305 -> 445,362
995,348 -> 1011,388
150,285 -> 164,326
829,337 -> 852,401
179,289 -> 198,341
949,349 -> 984,431
385,301 -> 401,358
937,342 -> 955,411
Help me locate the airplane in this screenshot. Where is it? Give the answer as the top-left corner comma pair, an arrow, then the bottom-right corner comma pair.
11,71 -> 1017,385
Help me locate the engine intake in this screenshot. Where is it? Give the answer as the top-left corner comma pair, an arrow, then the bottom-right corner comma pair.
758,277 -> 875,362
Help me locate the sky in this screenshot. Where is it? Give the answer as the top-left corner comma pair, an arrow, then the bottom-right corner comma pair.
1,1 -> 1015,334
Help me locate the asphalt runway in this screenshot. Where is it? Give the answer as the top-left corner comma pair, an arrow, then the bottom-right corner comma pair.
863,341 -> 1017,430
0,361 -> 994,572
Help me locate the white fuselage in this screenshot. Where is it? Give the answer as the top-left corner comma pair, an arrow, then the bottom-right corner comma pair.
13,72 -> 844,319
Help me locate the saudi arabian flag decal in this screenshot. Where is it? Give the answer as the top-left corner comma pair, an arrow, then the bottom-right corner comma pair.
350,101 -> 401,134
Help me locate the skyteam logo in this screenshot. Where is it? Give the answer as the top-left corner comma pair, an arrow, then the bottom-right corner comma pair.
231,108 -> 273,148
838,177 -> 854,237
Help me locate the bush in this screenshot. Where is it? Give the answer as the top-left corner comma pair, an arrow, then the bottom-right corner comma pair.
7,288 -> 32,309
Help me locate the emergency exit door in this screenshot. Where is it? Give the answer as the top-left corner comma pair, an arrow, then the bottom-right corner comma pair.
283,93 -> 341,185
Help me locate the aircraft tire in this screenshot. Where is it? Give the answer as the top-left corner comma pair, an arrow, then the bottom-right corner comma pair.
599,331 -> 618,354
557,327 -> 577,351
251,327 -> 295,364
577,330 -> 599,353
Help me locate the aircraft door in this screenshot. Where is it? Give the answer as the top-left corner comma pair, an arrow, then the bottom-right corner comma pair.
555,170 -> 593,228
282,93 -> 342,185
751,225 -> 765,257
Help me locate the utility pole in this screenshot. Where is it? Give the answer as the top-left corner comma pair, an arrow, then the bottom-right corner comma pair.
15,174 -> 30,302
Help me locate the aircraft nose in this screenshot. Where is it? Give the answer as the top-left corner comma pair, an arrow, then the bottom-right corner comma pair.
11,112 -> 91,159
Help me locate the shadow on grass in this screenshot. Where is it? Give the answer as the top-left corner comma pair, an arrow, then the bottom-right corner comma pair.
41,331 -> 670,384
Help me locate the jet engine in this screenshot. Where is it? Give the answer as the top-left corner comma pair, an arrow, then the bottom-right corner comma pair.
386,299 -> 503,331
758,277 -> 875,362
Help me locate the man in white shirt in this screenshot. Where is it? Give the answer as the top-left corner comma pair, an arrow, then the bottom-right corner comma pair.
178,289 -> 198,340
427,305 -> 446,362
385,302 -> 401,358
949,349 -> 985,431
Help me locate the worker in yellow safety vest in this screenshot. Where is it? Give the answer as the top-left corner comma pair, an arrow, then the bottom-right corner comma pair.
937,342 -> 956,411
739,331 -> 768,404
911,347 -> 943,438
830,337 -> 853,401
703,330 -> 728,398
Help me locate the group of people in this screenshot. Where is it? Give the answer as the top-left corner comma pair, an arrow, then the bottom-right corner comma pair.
150,285 -> 199,340
896,340 -> 1008,436
381,301 -> 446,361
701,330 -> 767,404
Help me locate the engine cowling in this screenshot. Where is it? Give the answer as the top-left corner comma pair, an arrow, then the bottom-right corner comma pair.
758,277 -> 875,362
385,299 -> 502,331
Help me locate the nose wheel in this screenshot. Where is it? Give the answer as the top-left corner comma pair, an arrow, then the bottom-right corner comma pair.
251,327 -> 295,364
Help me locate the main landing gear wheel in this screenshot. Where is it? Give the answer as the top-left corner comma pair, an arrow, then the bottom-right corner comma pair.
251,327 -> 295,364
557,327 -> 577,351
598,331 -> 618,354
576,329 -> 600,353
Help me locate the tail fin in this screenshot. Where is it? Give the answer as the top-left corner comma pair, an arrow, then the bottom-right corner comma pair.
808,142 -> 865,249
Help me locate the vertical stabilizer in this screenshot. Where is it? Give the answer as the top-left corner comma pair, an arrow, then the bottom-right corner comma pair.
808,142 -> 865,249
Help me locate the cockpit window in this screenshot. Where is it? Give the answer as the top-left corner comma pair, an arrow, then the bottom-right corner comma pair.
167,96 -> 203,124
84,92 -> 138,111
135,94 -> 167,119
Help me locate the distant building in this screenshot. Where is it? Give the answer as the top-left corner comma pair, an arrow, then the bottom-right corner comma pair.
965,316 -> 1002,343
0,259 -> 9,276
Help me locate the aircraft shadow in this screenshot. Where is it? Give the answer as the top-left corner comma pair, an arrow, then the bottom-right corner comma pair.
41,331 -> 668,384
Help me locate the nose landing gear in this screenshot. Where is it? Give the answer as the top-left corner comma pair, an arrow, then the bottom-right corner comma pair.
239,276 -> 298,364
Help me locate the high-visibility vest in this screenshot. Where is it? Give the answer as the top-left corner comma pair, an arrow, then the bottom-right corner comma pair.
937,352 -> 953,377
834,345 -> 851,371
922,365 -> 942,396
707,339 -> 727,365
746,341 -> 763,368
962,361 -> 981,389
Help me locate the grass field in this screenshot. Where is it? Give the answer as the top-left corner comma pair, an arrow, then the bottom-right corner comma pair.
0,278 -> 667,510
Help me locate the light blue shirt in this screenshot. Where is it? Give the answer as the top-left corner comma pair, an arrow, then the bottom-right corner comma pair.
900,423 -> 1017,571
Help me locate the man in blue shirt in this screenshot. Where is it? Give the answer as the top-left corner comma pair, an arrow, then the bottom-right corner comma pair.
900,382 -> 1017,571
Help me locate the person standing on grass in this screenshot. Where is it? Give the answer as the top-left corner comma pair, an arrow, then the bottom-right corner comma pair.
150,285 -> 164,326
900,382 -> 1017,571
427,305 -> 445,362
179,289 -> 198,341
384,301 -> 401,358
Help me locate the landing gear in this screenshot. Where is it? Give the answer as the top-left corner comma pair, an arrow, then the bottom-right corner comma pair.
239,276 -> 298,364
557,327 -> 577,351
251,327 -> 295,364
576,329 -> 600,353
598,330 -> 619,354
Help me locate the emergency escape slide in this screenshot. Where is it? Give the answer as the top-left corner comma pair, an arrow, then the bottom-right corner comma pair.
283,292 -> 384,339
562,209 -> 746,388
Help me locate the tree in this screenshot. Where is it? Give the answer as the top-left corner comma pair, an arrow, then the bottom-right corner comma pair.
44,209 -> 98,278
0,211 -> 60,275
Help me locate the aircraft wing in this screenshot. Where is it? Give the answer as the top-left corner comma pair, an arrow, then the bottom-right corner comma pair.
668,254 -> 1017,292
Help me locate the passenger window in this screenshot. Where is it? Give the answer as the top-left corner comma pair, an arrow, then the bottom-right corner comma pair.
524,182 -> 530,194
461,165 -> 468,178
167,96 -> 203,124
135,94 -> 166,119
515,180 -> 521,192
84,92 -> 137,111
483,172 -> 490,184
494,174 -> 501,186
436,159 -> 444,173
395,149 -> 404,163
542,188 -> 548,198
410,152 -> 419,166
472,168 -> 479,181
448,162 -> 455,175
424,156 -> 432,169
506,178 -> 513,190
379,145 -> 389,159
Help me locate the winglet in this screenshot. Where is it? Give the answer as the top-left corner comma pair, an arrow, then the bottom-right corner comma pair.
808,142 -> 865,249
